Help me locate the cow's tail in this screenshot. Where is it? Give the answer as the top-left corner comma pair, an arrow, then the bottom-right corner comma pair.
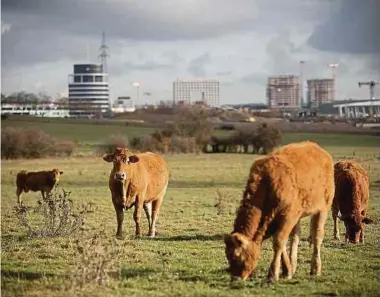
16,170 -> 29,192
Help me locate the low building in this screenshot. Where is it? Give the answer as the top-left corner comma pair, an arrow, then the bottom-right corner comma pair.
111,96 -> 135,113
333,99 -> 380,118
1,103 -> 70,117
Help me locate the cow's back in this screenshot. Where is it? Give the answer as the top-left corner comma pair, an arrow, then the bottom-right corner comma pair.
134,152 -> 169,201
17,171 -> 54,192
248,141 -> 334,216
334,161 -> 369,215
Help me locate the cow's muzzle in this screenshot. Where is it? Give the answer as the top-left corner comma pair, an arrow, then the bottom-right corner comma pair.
114,172 -> 126,182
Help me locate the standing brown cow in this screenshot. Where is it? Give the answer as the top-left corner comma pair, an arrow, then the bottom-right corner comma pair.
103,147 -> 169,239
16,169 -> 63,205
224,141 -> 335,282
332,161 -> 373,243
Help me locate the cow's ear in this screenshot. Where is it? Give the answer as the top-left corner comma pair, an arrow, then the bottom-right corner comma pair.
103,153 -> 114,162
231,233 -> 249,249
60,171 -> 64,175
362,217 -> 374,224
128,155 -> 139,163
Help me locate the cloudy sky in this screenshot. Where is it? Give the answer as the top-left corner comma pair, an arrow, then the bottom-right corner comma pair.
1,0 -> 380,105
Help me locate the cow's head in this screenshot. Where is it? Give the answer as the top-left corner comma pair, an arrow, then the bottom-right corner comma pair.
50,169 -> 63,185
340,212 -> 373,243
103,148 -> 139,182
224,233 -> 260,280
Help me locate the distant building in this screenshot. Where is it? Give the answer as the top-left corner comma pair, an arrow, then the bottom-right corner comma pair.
1,103 -> 69,117
111,96 -> 135,113
173,79 -> 220,107
68,64 -> 109,117
334,99 -> 380,118
267,75 -> 301,109
307,79 -> 334,108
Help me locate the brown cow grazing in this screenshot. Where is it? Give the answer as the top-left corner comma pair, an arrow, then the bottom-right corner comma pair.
332,161 -> 373,243
103,147 -> 169,239
16,169 -> 63,205
224,141 -> 334,282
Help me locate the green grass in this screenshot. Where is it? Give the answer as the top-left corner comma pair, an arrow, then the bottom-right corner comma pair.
1,148 -> 380,297
1,118 -> 155,143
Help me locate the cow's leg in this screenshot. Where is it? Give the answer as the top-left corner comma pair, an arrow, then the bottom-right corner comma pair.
16,188 -> 23,205
331,199 -> 340,240
280,246 -> 292,279
310,210 -> 328,276
143,202 -> 153,235
112,197 -> 124,239
268,218 -> 297,282
133,200 -> 143,237
289,220 -> 301,275
41,190 -> 46,200
150,197 -> 164,237
360,230 -> 364,243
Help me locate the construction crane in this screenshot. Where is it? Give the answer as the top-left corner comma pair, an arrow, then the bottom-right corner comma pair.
358,81 -> 380,100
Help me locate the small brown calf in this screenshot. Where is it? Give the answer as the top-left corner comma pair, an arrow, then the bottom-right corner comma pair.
332,161 -> 373,243
16,169 -> 63,204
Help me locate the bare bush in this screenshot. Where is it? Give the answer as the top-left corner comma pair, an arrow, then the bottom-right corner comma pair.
97,134 -> 129,155
170,136 -> 198,153
1,127 -> 25,159
14,188 -> 94,238
55,140 -> 77,157
72,230 -> 125,290
1,127 -> 77,159
170,106 -> 214,150
214,189 -> 235,216
131,106 -> 214,154
255,123 -> 283,154
206,123 -> 282,155
22,128 -> 56,158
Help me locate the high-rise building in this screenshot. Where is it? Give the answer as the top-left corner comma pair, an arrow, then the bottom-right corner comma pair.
173,79 -> 220,107
68,64 -> 109,117
267,75 -> 301,109
307,79 -> 335,108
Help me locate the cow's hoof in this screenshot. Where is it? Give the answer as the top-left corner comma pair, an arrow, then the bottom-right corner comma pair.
267,276 -> 278,284
115,234 -> 124,240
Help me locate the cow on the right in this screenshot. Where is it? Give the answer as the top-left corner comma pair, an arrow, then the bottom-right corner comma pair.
332,161 -> 373,243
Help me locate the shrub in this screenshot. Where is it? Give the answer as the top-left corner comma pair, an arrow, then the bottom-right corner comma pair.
170,136 -> 197,153
170,106 -> 214,150
55,140 -> 77,157
97,134 -> 129,155
22,128 -> 55,158
205,122 -> 283,155
255,123 -> 283,154
14,188 -> 94,238
72,230 -> 125,289
1,127 -> 25,159
1,127 -> 68,159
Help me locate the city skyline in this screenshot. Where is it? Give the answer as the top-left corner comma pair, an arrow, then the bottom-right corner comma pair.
2,0 -> 380,105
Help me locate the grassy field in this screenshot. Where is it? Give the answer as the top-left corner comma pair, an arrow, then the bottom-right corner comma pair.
1,144 -> 380,296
